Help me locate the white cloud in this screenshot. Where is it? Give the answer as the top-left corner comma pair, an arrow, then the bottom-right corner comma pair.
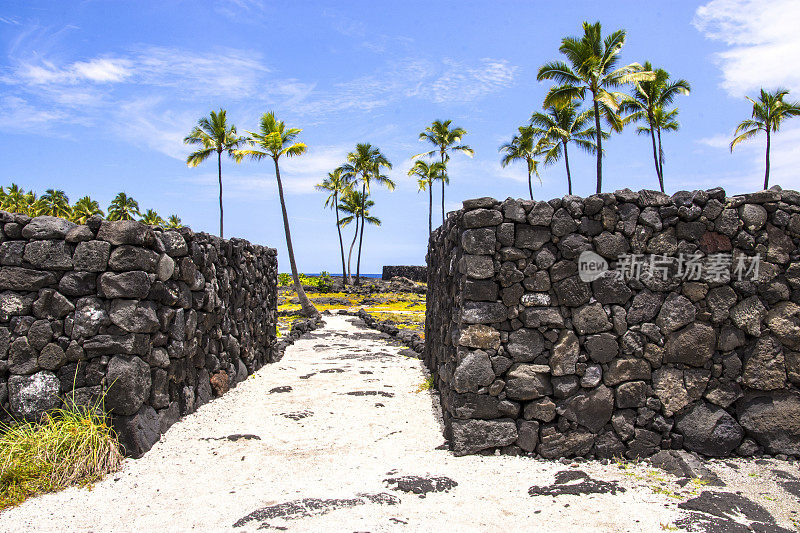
696,134 -> 730,149
693,0 -> 800,190
693,0 -> 800,96
295,57 -> 518,115
427,58 -> 518,103
15,57 -> 132,85
0,95 -> 74,132
108,97 -> 197,161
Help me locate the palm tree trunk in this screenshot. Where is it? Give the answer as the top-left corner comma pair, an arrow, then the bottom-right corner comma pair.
527,168 -> 533,200
764,128 -> 771,190
592,95 -> 603,194
648,115 -> 664,192
563,141 -> 573,195
217,150 -> 224,239
355,182 -> 366,285
273,158 -> 318,318
440,151 -> 446,226
334,191 -> 347,286
428,178 -> 432,234
656,125 -> 665,187
347,213 -> 360,284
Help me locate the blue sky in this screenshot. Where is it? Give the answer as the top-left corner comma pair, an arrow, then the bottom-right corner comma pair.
1,0 -> 799,274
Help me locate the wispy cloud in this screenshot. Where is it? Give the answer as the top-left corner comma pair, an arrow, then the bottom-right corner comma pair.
693,0 -> 800,189
693,0 -> 800,96
696,133 -> 730,149
295,57 -> 518,115
0,16 -> 21,26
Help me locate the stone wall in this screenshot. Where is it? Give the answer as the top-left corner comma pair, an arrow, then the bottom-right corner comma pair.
382,265 -> 427,283
0,214 -> 277,456
425,188 -> 800,459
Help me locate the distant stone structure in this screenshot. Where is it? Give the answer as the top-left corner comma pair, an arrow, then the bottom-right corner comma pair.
425,188 -> 800,459
0,214 -> 278,456
382,265 -> 427,283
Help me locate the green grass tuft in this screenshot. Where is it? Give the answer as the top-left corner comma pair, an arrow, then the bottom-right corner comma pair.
0,392 -> 123,510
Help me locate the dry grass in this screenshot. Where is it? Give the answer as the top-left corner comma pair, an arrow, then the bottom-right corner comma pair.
0,391 -> 123,510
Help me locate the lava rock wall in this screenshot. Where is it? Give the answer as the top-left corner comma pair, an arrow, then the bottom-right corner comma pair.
382,265 -> 427,282
425,188 -> 800,459
0,214 -> 278,456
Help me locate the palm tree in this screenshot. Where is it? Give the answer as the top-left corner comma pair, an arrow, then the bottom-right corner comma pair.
165,215 -> 183,229
238,111 -> 319,318
415,120 -> 473,225
25,191 -> 44,217
529,103 -> 598,195
184,109 -> 244,239
71,196 -> 104,224
339,143 -> 394,285
731,88 -> 800,190
108,192 -> 140,221
633,106 -> 681,190
537,21 -> 653,193
620,63 -> 690,191
3,184 -> 29,215
408,160 -> 447,235
499,125 -> 542,200
338,190 -> 380,281
315,168 -> 351,284
141,209 -> 166,227
40,189 -> 72,219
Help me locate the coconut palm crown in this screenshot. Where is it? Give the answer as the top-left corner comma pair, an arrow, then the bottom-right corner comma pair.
620,62 -> 690,192
316,168 -> 352,284
537,21 -> 653,193
184,108 -> 244,239
72,196 -> 104,224
338,143 -> 394,285
415,120 -> 473,226
730,88 -> 800,190
530,103 -> 599,195
408,160 -> 446,235
499,125 -> 542,201
108,193 -> 140,221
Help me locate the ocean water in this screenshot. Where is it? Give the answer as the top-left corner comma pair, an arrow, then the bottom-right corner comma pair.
290,273 -> 382,278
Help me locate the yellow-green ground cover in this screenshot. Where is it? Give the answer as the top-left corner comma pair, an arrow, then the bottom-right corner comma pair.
277,289 -> 426,338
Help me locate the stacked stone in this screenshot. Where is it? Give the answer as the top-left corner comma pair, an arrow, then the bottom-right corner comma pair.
0,214 -> 277,456
382,265 -> 427,283
424,188 -> 800,459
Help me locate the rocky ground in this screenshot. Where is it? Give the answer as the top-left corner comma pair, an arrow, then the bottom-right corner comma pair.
1,315 -> 797,532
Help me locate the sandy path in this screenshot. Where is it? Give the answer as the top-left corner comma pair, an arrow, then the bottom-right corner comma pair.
1,315 -> 797,532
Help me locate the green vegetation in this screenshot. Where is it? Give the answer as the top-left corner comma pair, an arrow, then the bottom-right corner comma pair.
730,88 -> 800,190
0,395 -> 122,510
415,376 -> 434,393
315,168 -> 350,283
184,108 -> 245,239
338,143 -> 395,285
279,272 -> 333,293
0,185 -> 182,229
537,21 -> 654,193
620,61 -> 691,192
408,160 -> 447,235
499,125 -> 541,200
107,192 -> 140,221
414,120 -> 473,226
276,284 -> 426,338
529,102 -> 599,195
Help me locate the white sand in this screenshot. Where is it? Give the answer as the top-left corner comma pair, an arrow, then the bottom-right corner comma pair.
1,315 -> 797,532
